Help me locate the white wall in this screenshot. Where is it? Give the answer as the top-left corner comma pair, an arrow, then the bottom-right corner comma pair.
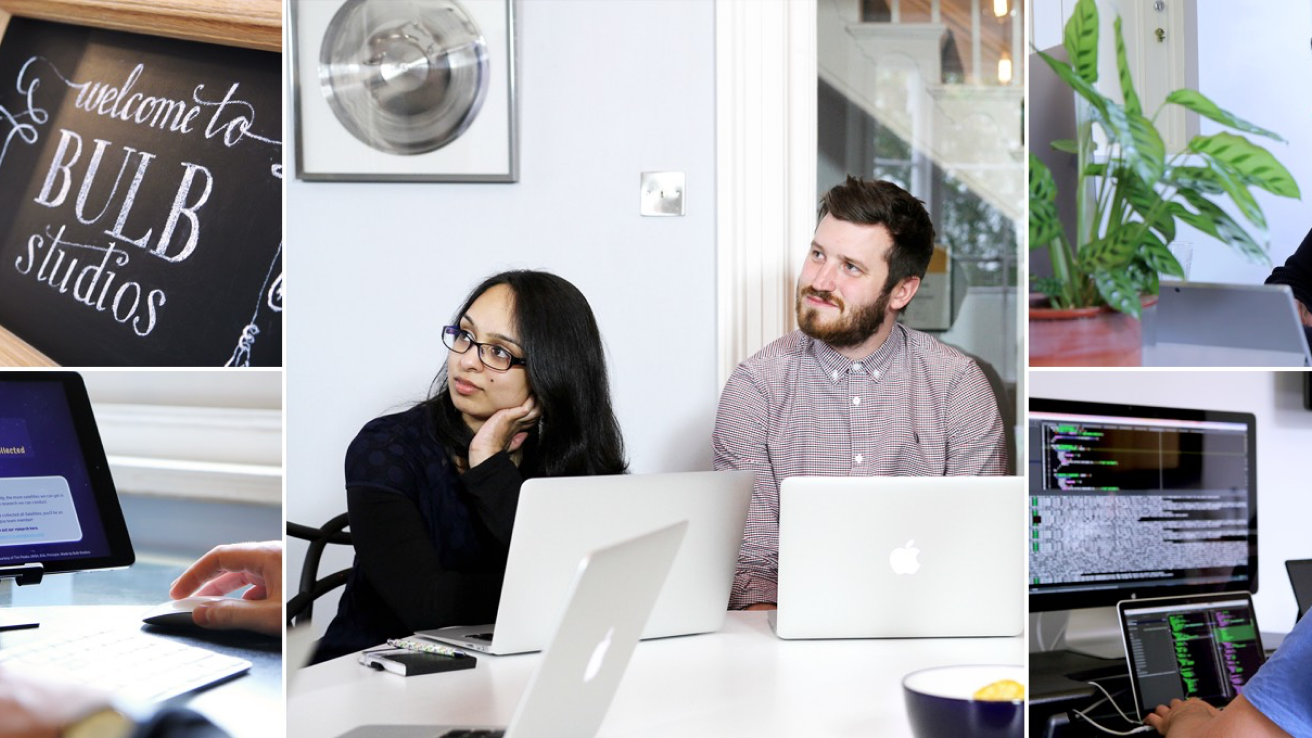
1185,2 -> 1312,283
286,0 -> 718,633
1029,370 -> 1312,635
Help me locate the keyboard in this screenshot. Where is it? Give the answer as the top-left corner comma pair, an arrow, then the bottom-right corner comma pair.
0,627 -> 252,703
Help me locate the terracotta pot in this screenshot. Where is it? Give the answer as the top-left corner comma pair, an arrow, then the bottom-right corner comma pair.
1029,295 -> 1158,367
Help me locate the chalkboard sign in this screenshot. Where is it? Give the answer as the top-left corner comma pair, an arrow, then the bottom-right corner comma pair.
0,17 -> 281,366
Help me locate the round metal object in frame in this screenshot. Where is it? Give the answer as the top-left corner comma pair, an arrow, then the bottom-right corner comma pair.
319,0 -> 489,156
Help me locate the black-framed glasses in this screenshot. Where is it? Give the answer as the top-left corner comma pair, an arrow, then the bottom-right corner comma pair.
442,326 -> 527,372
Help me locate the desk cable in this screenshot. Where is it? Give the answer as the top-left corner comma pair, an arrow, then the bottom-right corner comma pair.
1070,680 -> 1155,735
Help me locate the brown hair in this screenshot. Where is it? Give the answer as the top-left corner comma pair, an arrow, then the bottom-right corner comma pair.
817,176 -> 935,292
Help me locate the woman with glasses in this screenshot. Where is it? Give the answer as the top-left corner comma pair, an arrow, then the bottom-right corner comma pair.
312,270 -> 627,662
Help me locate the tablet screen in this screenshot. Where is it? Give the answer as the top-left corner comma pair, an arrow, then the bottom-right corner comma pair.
0,373 -> 133,576
1119,593 -> 1266,719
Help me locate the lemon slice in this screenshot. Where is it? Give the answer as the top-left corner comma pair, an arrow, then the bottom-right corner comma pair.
973,679 -> 1025,701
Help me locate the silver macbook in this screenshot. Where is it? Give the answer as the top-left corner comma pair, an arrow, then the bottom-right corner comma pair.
337,521 -> 688,738
770,476 -> 1025,639
421,469 -> 753,655
1148,282 -> 1311,367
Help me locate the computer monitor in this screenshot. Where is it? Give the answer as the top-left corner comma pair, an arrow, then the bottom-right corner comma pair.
0,372 -> 134,589
1028,398 -> 1257,657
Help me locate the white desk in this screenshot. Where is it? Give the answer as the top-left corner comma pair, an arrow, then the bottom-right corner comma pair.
288,612 -> 1024,737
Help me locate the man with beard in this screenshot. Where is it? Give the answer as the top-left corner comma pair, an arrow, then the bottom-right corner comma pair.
712,176 -> 1006,610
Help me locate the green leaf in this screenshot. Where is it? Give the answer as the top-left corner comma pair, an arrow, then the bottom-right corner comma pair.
1165,89 -> 1285,142
1095,271 -> 1142,318
1029,154 -> 1064,248
1166,166 -> 1224,195
1050,139 -> 1080,154
1032,277 -> 1068,304
1063,0 -> 1100,85
1084,163 -> 1108,177
1188,132 -> 1301,198
1121,174 -> 1176,243
1137,233 -> 1185,278
1124,261 -> 1160,298
1172,193 -> 1269,265
1035,49 -> 1111,122
1103,104 -> 1166,185
1078,234 -> 1136,271
1205,162 -> 1266,229
1113,17 -> 1141,116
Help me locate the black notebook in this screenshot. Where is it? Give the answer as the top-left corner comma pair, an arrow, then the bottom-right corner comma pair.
358,648 -> 477,677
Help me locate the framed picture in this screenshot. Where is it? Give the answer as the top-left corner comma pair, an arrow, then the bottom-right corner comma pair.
291,0 -> 518,182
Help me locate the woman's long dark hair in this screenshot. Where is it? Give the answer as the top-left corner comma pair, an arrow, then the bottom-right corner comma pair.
422,270 -> 628,477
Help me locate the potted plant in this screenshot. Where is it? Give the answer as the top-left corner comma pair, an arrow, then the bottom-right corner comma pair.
1028,0 -> 1301,366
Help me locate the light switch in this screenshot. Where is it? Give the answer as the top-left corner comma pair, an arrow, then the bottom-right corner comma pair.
640,172 -> 685,216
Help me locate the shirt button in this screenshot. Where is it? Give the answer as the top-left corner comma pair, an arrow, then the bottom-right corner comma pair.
855,454 -> 864,464
832,370 -> 839,380
872,369 -> 882,379
852,396 -> 861,406
852,363 -> 863,372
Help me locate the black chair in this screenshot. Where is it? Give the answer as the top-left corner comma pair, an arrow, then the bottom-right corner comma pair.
286,513 -> 353,627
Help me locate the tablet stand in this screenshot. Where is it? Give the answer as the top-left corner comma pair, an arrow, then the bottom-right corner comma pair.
0,563 -> 45,631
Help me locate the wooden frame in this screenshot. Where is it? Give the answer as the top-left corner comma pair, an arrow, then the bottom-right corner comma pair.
0,0 -> 280,52
0,0 -> 280,366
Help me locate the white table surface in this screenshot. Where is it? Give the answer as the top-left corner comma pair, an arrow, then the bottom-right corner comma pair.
288,612 -> 1025,737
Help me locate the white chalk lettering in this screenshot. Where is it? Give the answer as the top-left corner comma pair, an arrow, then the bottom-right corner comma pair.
33,128 -> 81,207
153,162 -> 211,262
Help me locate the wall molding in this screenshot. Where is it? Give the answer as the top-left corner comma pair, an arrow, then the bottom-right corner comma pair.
715,0 -> 817,388
93,403 -> 283,505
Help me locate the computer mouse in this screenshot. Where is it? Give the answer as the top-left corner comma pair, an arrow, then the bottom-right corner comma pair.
141,596 -> 229,630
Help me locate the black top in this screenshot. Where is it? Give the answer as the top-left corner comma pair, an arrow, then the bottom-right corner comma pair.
313,404 -> 526,663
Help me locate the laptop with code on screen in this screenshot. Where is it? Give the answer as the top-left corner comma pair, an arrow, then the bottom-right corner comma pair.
1117,592 -> 1267,720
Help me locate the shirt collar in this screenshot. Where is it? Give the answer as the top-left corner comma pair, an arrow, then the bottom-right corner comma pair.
807,323 -> 906,383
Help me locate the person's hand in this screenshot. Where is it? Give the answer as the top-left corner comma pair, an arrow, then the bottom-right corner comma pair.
468,395 -> 541,469
0,666 -> 110,738
170,541 -> 282,636
1145,698 -> 1220,735
1298,300 -> 1311,328
743,603 -> 777,611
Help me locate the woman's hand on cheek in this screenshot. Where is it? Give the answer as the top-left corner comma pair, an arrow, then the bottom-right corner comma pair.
468,395 -> 541,469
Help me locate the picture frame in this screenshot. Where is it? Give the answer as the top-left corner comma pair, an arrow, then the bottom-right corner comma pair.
291,0 -> 519,183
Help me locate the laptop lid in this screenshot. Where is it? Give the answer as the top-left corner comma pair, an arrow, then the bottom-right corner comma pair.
422,469 -> 752,655
1117,592 -> 1267,720
772,476 -> 1025,639
1152,282 -> 1311,367
336,521 -> 687,738
505,521 -> 686,736
1287,559 -> 1312,622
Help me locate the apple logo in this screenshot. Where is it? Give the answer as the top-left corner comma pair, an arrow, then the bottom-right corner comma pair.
583,627 -> 615,683
889,539 -> 921,575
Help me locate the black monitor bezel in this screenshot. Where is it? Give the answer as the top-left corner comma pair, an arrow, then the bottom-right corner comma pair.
1028,398 -> 1258,613
0,371 -> 135,576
